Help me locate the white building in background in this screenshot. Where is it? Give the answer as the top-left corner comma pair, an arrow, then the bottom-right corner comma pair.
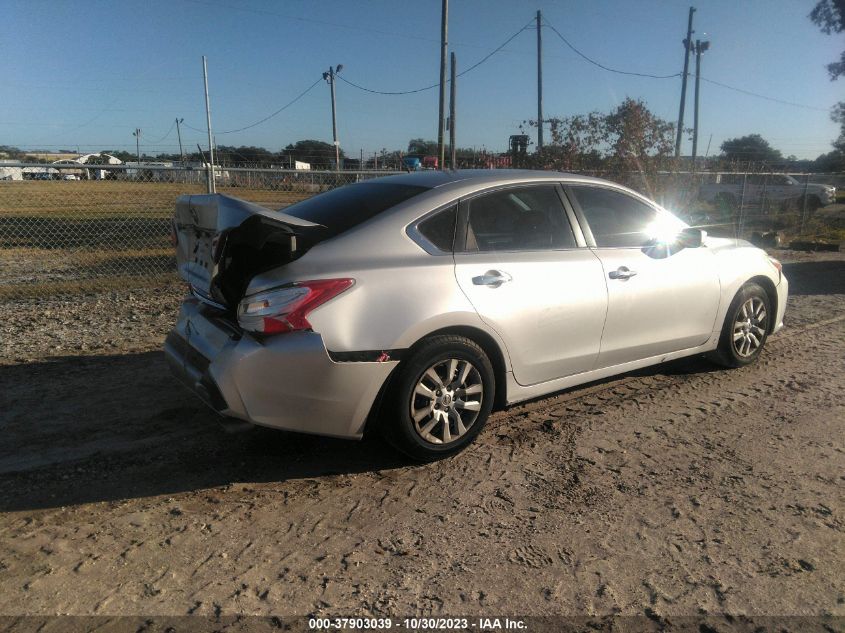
0,153 -> 123,181
0,160 -> 23,181
52,153 -> 123,180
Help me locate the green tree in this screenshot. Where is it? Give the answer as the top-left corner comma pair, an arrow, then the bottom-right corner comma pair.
85,153 -> 111,165
832,102 -> 845,154
813,148 -> 845,172
407,138 -> 438,156
810,0 -> 845,80
283,140 -> 344,169
215,145 -> 275,166
101,149 -> 135,162
0,145 -> 27,160
523,98 -> 675,193
719,134 -> 783,164
603,98 -> 674,173
810,0 -> 845,159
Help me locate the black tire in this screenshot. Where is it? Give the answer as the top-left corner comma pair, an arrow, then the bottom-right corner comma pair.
381,335 -> 495,460
709,282 -> 772,368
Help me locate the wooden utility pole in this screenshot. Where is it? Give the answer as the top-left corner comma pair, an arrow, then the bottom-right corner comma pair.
536,9 -> 544,150
691,39 -> 709,165
675,7 -> 695,157
449,52 -> 456,169
437,0 -> 448,169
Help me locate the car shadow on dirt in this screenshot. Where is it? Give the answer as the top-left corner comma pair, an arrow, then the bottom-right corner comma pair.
781,259 -> 845,295
0,348 -> 722,514
1,259 -> 840,512
0,351 -> 408,512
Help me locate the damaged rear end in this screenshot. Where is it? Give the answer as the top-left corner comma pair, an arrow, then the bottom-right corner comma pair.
164,193 -> 395,439
172,194 -> 324,309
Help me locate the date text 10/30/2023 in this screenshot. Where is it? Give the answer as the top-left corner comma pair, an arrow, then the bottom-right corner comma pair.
308,617 -> 527,630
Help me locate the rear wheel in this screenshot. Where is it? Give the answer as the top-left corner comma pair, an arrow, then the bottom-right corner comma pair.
710,282 -> 771,368
381,335 -> 494,460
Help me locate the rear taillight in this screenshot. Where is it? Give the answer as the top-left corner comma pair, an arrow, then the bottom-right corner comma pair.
237,278 -> 354,334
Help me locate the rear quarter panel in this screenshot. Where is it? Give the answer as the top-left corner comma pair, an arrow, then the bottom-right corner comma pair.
245,198 -> 513,363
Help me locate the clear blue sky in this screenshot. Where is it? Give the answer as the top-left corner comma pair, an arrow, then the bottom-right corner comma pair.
2,0 -> 841,159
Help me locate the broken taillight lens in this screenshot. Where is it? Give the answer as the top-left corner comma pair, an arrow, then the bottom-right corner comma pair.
237,279 -> 354,334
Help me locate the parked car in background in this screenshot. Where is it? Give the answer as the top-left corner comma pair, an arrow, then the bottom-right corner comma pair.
402,156 -> 422,171
699,173 -> 836,211
166,170 -> 788,459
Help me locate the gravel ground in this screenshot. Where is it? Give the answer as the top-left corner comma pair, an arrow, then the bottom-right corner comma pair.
0,250 -> 843,622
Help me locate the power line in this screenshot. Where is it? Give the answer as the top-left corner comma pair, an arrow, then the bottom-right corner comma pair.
180,121 -> 208,134
543,18 -> 830,112
460,19 -> 535,77
183,0 -> 443,45
182,77 -> 322,135
146,119 -> 177,144
338,19 -> 535,95
543,20 -> 681,79
698,77 -> 830,112
217,78 -> 323,134
337,75 -> 439,96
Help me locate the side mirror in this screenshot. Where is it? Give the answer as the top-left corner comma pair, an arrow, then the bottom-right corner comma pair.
677,227 -> 706,248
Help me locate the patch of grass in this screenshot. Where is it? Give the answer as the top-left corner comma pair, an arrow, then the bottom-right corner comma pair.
0,273 -> 181,301
0,180 -> 309,219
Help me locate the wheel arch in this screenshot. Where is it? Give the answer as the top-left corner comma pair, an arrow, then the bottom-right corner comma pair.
408,325 -> 509,410
747,275 -> 778,333
361,324 -> 510,438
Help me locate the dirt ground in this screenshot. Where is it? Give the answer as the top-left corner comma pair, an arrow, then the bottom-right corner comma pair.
0,250 -> 843,622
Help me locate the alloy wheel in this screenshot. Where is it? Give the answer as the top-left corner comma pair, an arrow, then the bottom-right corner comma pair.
733,297 -> 768,357
410,358 -> 484,445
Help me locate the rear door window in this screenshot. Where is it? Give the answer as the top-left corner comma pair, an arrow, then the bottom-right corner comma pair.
464,186 -> 576,252
283,182 -> 430,238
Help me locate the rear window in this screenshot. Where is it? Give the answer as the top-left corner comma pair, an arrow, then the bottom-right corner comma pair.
416,206 -> 457,252
283,182 -> 430,238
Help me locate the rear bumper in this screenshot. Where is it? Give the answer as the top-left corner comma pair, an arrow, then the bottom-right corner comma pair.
164,298 -> 398,439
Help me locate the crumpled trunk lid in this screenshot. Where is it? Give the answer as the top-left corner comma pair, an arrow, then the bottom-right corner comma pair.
173,194 -> 322,307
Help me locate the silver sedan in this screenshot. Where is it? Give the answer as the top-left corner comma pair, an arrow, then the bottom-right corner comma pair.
165,170 -> 788,459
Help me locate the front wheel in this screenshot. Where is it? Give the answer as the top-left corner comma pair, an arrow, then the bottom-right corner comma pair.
710,282 -> 771,368
381,335 -> 495,460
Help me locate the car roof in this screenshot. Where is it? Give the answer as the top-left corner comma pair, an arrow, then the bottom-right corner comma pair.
369,169 -> 610,189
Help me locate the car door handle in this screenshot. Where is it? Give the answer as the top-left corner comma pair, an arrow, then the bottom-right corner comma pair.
608,266 -> 637,280
472,270 -> 512,287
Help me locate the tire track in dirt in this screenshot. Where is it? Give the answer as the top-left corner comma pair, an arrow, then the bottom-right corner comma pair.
0,289 -> 842,617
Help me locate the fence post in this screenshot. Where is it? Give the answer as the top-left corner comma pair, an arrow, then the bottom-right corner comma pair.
799,172 -> 810,236
738,171 -> 748,238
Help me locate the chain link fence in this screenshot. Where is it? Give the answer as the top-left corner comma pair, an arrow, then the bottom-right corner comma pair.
0,163 -> 842,300
655,170 -> 844,249
0,164 -> 399,299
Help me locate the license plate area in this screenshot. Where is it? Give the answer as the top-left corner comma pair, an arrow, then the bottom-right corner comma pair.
190,232 -> 214,272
